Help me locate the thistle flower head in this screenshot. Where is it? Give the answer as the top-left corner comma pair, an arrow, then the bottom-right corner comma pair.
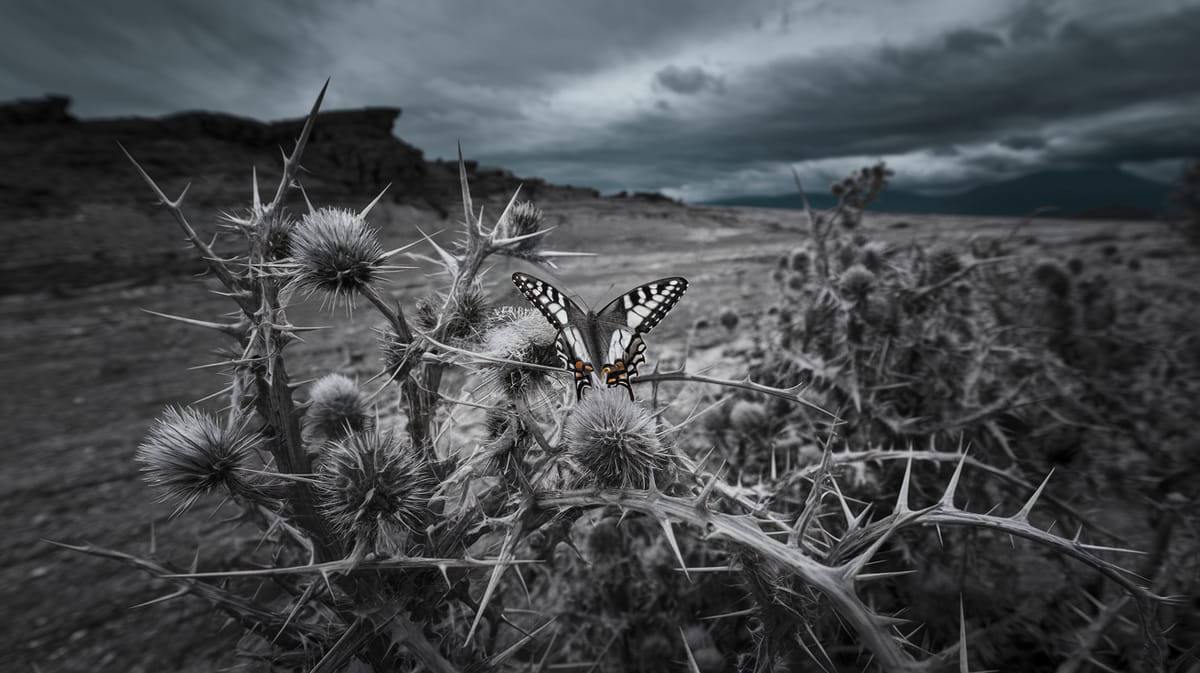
927,246 -> 964,283
288,207 -> 387,304
787,248 -> 811,274
728,400 -> 769,435
413,295 -> 440,333
443,283 -> 490,342
860,241 -> 887,273
837,243 -> 859,270
719,309 -> 740,331
304,374 -> 372,445
477,306 -> 560,399
839,264 -> 877,302
260,212 -> 295,262
379,325 -> 423,382
136,407 -> 259,516
1033,259 -> 1071,297
317,429 -> 434,554
495,200 -> 545,253
564,388 -> 669,488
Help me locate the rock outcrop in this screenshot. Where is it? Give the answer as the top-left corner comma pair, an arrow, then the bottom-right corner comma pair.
0,96 -> 597,294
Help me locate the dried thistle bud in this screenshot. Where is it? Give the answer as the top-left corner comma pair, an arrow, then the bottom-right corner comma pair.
444,283 -> 490,342
564,388 -> 669,488
413,295 -> 440,333
728,400 -> 769,435
414,286 -> 490,342
379,326 -> 422,381
477,307 -> 560,399
928,246 -> 964,283
860,242 -> 887,273
496,201 -> 545,253
787,248 -> 811,275
839,264 -> 877,302
317,429 -> 434,554
261,212 -> 295,262
1033,259 -> 1071,297
289,207 -> 388,305
719,309 -> 739,330
136,407 -> 259,517
837,243 -> 859,269
304,374 -> 372,445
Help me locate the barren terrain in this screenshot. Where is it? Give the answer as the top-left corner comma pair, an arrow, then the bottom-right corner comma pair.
1,187 -> 1187,671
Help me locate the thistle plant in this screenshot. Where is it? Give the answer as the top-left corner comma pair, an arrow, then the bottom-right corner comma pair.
55,85 -> 1189,673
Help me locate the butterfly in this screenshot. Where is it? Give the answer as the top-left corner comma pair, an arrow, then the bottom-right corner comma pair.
512,272 -> 688,400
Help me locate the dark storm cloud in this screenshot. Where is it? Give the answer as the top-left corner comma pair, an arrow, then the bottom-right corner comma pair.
942,28 -> 1005,54
1008,3 -> 1054,43
1000,135 -> 1048,151
2,1 -> 1198,199
0,1 -> 342,117
486,2 -> 1200,194
654,65 -> 724,95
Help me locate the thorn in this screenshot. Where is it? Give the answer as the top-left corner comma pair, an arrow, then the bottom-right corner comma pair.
693,466 -> 722,514
896,455 -> 914,514
251,166 -> 261,210
657,516 -> 690,582
457,141 -> 473,229
940,450 -> 969,509
958,596 -> 970,673
487,184 -> 523,240
679,627 -> 702,673
141,308 -> 242,336
270,78 -> 329,207
699,607 -> 757,621
359,183 -> 391,218
1013,469 -> 1053,522
841,518 -> 901,582
129,587 -> 188,610
466,511 -> 523,642
297,180 -> 316,214
855,569 -> 917,582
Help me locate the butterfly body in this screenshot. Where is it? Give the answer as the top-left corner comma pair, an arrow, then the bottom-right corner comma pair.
512,272 -> 687,400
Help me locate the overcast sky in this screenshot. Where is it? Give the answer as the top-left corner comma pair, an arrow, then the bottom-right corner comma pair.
3,0 -> 1198,200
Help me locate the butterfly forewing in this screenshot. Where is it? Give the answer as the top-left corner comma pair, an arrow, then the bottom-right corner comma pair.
594,278 -> 688,395
512,272 -> 580,329
596,277 -> 689,333
513,272 -> 596,398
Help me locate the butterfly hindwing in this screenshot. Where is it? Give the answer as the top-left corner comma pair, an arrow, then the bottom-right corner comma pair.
557,326 -> 595,399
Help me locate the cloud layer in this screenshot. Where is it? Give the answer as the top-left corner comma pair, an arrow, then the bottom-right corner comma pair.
3,0 -> 1197,200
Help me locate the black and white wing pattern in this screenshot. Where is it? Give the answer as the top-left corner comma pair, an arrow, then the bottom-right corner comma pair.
512,272 -> 596,399
512,272 -> 687,400
593,277 -> 688,397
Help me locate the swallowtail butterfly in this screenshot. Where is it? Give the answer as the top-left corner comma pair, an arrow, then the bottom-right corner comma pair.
512,272 -> 688,400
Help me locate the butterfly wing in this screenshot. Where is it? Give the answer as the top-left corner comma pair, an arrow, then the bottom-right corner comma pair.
594,277 -> 688,396
512,272 -> 596,399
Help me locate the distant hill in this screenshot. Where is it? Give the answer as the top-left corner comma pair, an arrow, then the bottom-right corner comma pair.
702,167 -> 1172,219
0,95 -> 600,294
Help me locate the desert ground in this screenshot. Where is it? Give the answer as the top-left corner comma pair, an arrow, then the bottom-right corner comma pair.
0,190 -> 1193,671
